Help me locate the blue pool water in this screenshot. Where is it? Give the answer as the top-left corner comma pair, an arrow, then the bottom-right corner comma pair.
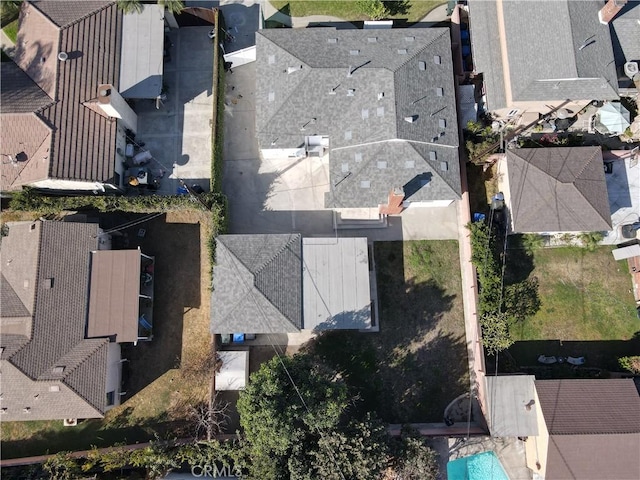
447,451 -> 510,480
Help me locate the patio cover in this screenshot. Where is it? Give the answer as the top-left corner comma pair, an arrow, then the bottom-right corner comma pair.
87,249 -> 141,343
215,351 -> 249,391
302,238 -> 372,331
612,244 -> 640,261
120,4 -> 164,99
597,102 -> 631,135
486,375 -> 539,437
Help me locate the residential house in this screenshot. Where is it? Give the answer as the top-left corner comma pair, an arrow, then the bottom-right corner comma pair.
210,234 -> 375,335
0,220 -> 155,421
0,0 -> 164,193
467,0 -> 636,120
255,29 -> 462,219
496,147 -> 612,233
525,379 -> 640,480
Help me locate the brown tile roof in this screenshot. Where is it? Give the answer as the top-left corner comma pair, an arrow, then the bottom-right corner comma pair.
1,221 -> 111,420
7,1 -> 123,185
536,379 -> 640,435
0,61 -> 52,114
30,0 -> 113,28
0,113 -> 52,190
505,147 -> 612,232
546,433 -> 640,480
87,249 -> 142,343
537,379 -> 640,479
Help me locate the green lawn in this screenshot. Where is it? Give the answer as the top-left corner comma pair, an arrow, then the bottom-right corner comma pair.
509,246 -> 638,341
269,0 -> 444,23
2,18 -> 18,43
304,240 -> 468,423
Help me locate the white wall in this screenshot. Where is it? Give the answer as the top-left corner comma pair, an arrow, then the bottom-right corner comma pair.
29,179 -> 118,192
105,342 -> 122,411
403,199 -> 454,208
261,148 -> 305,159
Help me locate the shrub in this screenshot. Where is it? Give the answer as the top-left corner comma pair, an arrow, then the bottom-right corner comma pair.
578,231 -> 604,251
618,356 -> 640,374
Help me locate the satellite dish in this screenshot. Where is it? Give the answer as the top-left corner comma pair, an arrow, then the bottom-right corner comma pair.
556,108 -> 570,119
58,51 -> 68,62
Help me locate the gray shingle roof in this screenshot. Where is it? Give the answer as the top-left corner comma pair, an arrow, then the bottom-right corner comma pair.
1,273 -> 31,318
30,0 -> 113,28
611,1 -> 640,66
211,234 -> 302,334
0,61 -> 52,114
469,0 -> 618,110
256,28 -> 461,208
0,221 -> 111,420
505,147 -> 612,232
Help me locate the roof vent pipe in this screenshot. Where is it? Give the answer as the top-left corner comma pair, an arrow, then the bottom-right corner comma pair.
58,51 -> 68,62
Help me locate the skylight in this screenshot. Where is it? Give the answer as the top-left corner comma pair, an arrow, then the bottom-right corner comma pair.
360,180 -> 371,188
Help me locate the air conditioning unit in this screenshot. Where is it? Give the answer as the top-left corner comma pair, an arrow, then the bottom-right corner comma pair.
63,418 -> 78,427
624,62 -> 639,79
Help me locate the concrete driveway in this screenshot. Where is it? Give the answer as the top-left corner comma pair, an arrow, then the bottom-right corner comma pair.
134,26 -> 214,194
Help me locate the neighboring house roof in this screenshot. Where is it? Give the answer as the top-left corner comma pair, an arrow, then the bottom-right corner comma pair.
302,238 -> 371,331
469,0 -> 619,110
0,61 -> 52,114
0,221 -> 111,421
256,28 -> 461,209
2,1 -> 122,189
87,249 -> 142,343
211,234 -> 303,334
536,379 -> 640,480
610,1 -> 640,67
505,147 -> 612,232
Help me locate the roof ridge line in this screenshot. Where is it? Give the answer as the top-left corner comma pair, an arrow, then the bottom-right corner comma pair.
254,234 -> 300,276
60,338 -> 109,378
391,30 -> 446,72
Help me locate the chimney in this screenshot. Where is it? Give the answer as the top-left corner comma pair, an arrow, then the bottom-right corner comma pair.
97,84 -> 138,133
598,0 -> 628,24
379,187 -> 405,215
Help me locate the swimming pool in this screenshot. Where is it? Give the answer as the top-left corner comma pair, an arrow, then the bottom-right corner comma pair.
447,451 -> 510,480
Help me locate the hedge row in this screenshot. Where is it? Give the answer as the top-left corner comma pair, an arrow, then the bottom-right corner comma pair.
210,9 -> 226,193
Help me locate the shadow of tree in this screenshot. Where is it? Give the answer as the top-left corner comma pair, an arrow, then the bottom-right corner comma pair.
504,235 -> 536,285
383,0 -> 410,16
301,241 -> 469,423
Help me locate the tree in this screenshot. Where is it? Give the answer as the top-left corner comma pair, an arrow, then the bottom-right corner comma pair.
117,0 -> 184,15
237,353 -> 390,480
390,435 -> 439,480
357,0 -> 388,20
521,233 -> 545,253
503,277 -> 541,321
480,311 -> 514,355
43,452 -> 81,480
618,356 -> 640,374
578,231 -> 604,251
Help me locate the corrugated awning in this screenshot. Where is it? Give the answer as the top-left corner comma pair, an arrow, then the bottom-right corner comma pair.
87,249 -> 141,343
119,5 -> 164,99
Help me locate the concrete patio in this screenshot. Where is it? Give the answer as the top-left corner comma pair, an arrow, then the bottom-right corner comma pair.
133,26 -> 215,195
604,154 -> 640,244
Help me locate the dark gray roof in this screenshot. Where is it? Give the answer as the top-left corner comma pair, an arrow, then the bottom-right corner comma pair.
30,0 -> 113,28
1,221 -> 111,420
211,234 -> 302,334
1,273 -> 31,318
505,147 -> 612,232
256,28 -> 461,208
537,379 -> 640,480
611,1 -> 640,67
536,379 -> 640,435
0,61 -> 52,114
469,0 -> 618,110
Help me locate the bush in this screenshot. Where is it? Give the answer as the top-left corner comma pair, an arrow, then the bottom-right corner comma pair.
578,231 -> 604,251
211,9 -> 226,193
618,356 -> 640,374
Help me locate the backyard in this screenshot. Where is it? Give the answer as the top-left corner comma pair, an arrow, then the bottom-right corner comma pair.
269,0 -> 444,23
501,244 -> 640,375
0,210 -> 215,459
303,240 -> 468,423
